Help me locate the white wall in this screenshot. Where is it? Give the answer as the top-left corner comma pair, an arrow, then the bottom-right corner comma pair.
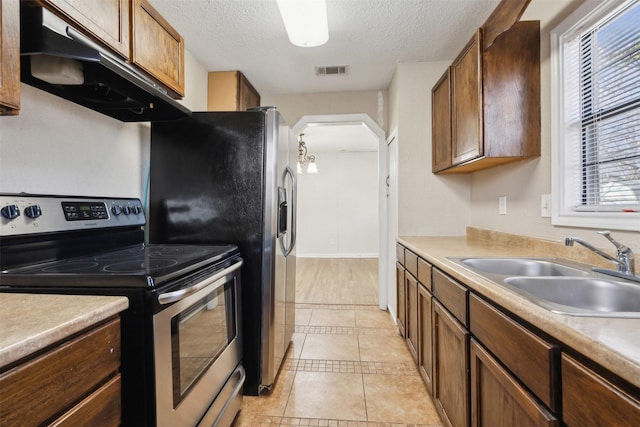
297,150 -> 379,257
391,62 -> 471,237
0,50 -> 208,200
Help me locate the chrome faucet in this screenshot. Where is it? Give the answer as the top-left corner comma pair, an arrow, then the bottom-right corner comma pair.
565,231 -> 636,276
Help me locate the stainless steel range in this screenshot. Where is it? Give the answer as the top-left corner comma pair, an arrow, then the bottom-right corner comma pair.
0,194 -> 244,427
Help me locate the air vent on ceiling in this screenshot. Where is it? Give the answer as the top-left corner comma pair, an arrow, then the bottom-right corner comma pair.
315,65 -> 348,76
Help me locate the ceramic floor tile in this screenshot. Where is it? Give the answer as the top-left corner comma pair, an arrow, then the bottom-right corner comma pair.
300,334 -> 360,361
239,369 -> 296,416
295,308 -> 312,325
358,334 -> 414,363
363,374 -> 442,424
309,309 -> 356,327
284,332 -> 305,360
284,371 -> 367,420
355,309 -> 395,329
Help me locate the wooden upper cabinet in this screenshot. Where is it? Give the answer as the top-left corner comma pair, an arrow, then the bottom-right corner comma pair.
41,0 -> 130,59
432,20 -> 540,174
432,67 -> 452,173
451,30 -> 483,167
208,71 -> 261,111
131,0 -> 185,97
0,0 -> 20,115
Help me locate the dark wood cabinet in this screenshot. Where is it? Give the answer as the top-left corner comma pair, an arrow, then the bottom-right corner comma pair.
470,339 -> 558,427
451,30 -> 483,167
131,0 -> 185,97
0,318 -> 122,426
405,271 -> 419,362
418,283 -> 433,392
432,68 -> 452,173
0,0 -> 20,115
41,0 -> 130,59
208,71 -> 261,111
396,261 -> 406,337
562,354 -> 640,427
432,21 -> 540,174
433,300 -> 470,427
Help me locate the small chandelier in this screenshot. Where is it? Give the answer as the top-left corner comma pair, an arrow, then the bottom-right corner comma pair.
297,133 -> 318,174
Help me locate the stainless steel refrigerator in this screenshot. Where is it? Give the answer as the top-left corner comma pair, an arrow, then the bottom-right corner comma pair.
148,107 -> 297,395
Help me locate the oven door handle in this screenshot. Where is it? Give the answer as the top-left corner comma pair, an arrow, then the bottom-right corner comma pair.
157,260 -> 243,305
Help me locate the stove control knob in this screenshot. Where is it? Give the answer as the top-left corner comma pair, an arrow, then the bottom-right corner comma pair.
24,205 -> 42,219
133,205 -> 142,215
123,205 -> 132,215
111,205 -> 122,216
1,205 -> 20,220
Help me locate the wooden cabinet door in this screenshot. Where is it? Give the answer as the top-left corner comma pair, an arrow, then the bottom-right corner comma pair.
418,283 -> 433,392
451,29 -> 483,166
396,262 -> 406,337
131,0 -> 184,97
238,72 -> 261,111
0,0 -> 20,114
562,354 -> 640,427
432,67 -> 452,172
433,301 -> 470,427
470,339 -> 558,427
42,0 -> 130,59
405,272 -> 418,362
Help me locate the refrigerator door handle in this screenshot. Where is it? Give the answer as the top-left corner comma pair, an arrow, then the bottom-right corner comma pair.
280,166 -> 296,257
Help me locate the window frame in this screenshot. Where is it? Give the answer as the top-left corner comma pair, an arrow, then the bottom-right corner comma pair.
551,0 -> 640,232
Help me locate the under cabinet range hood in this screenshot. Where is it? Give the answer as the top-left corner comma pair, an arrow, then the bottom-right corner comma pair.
20,6 -> 191,122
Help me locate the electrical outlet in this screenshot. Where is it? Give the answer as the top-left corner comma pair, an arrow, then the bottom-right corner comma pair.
541,194 -> 551,217
499,196 -> 507,215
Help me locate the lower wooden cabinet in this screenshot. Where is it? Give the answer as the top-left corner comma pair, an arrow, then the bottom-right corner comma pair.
562,354 -> 640,427
396,261 -> 406,337
433,300 -> 470,427
418,283 -> 433,392
470,339 -> 558,427
405,272 -> 419,362
0,318 -> 121,426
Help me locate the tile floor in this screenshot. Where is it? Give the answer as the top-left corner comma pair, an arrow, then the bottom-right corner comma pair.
234,303 -> 444,427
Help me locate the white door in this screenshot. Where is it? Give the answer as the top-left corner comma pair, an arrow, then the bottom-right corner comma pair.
386,133 -> 398,322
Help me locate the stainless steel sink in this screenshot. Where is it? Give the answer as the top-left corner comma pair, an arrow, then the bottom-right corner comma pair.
503,277 -> 640,317
447,256 -> 640,318
458,257 -> 590,277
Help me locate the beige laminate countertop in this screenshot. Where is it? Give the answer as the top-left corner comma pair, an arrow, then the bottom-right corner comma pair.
399,235 -> 640,389
0,293 -> 128,368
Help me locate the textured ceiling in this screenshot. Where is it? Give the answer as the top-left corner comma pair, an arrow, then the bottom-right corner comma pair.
147,0 -> 501,95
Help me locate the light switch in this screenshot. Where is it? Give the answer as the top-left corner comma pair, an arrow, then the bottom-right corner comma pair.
499,196 -> 507,215
541,194 -> 551,217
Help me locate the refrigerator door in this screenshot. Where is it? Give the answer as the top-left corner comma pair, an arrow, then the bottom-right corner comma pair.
261,108 -> 296,390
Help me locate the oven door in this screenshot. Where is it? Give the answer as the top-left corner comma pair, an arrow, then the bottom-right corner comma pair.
153,259 -> 242,427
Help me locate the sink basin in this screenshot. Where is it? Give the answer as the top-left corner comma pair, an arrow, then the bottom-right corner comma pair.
503,277 -> 640,316
458,258 -> 590,277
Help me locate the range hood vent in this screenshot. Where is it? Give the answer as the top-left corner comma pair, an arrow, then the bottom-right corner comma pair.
20,6 -> 191,122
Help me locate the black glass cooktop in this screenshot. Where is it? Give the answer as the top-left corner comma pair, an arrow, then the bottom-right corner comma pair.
0,243 -> 239,288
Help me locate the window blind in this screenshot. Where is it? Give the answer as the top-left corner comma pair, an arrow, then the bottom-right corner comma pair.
564,0 -> 640,212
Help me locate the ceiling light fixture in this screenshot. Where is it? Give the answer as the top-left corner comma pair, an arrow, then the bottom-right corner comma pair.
297,133 -> 318,174
276,0 -> 329,48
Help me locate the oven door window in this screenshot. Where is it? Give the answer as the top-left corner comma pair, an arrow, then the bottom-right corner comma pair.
171,280 -> 235,406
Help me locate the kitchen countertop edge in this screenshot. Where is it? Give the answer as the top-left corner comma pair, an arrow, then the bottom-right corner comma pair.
398,235 -> 640,389
0,293 -> 129,368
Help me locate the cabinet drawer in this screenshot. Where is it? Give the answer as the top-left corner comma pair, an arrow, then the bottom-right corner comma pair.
50,374 -> 121,427
432,268 -> 468,325
471,339 -> 558,427
418,257 -> 432,290
562,354 -> 640,427
0,318 -> 121,426
396,243 -> 405,265
469,294 -> 558,411
405,249 -> 418,278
